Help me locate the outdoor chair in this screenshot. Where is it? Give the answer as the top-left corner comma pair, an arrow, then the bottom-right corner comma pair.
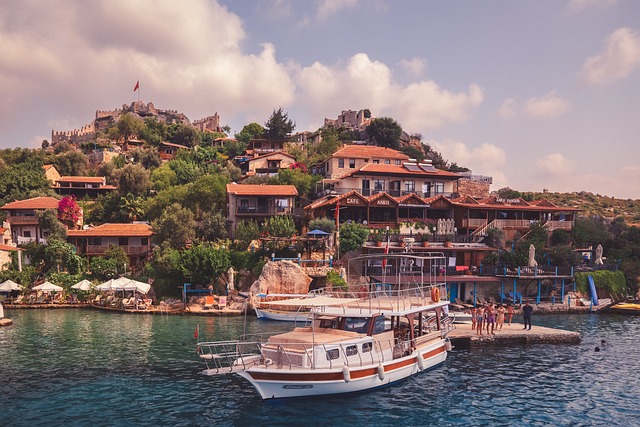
203,296 -> 215,310
35,295 -> 47,304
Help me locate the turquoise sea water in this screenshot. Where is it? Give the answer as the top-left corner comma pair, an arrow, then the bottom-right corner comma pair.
1,308 -> 639,426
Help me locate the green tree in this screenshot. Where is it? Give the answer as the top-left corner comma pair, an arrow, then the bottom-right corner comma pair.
185,174 -> 228,217
196,211 -> 229,241
54,150 -> 89,176
338,222 -> 369,254
150,163 -> 178,191
151,203 -> 196,248
117,164 -> 151,197
115,113 -> 145,142
180,242 -> 231,289
235,122 -> 265,144
119,193 -> 145,222
36,209 -> 67,241
265,215 -> 296,238
309,217 -> 336,234
275,168 -> 320,198
169,123 -> 201,147
144,184 -> 190,221
131,148 -> 162,169
235,220 -> 260,249
365,117 -> 403,149
0,159 -> 51,205
169,159 -> 201,185
573,217 -> 611,247
264,108 -> 295,140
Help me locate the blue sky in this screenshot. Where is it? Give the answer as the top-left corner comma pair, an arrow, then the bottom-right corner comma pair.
1,0 -> 639,198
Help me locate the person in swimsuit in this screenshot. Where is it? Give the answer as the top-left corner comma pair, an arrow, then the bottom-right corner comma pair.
485,303 -> 496,335
476,305 -> 484,336
496,304 -> 506,330
506,304 -> 515,325
470,306 -> 477,331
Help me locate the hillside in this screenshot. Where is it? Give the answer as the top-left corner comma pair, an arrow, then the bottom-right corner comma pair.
524,191 -> 640,226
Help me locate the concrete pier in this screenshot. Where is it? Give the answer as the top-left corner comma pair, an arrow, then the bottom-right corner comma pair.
448,321 -> 581,348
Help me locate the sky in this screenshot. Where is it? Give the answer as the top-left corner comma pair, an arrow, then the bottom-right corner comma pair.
1,0 -> 639,199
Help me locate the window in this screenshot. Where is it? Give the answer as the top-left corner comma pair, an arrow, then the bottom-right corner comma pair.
373,316 -> 387,334
405,180 -> 415,193
345,345 -> 358,357
362,342 -> 373,353
338,158 -> 345,168
373,159 -> 380,164
23,231 -> 31,238
141,238 -> 149,246
349,159 -> 356,168
384,159 -> 390,164
89,237 -> 102,246
119,237 -> 129,246
240,199 -> 249,213
434,182 -> 444,194
373,179 -> 385,192
326,349 -> 340,361
395,159 -> 401,165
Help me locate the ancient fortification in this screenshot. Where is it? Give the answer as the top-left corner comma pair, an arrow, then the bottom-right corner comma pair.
51,101 -> 221,145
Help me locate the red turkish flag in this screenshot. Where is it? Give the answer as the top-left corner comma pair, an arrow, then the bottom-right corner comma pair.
133,81 -> 139,92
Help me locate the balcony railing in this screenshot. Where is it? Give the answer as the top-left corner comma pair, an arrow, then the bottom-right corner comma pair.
6,216 -> 38,225
236,207 -> 304,218
317,187 -> 455,199
85,245 -> 151,256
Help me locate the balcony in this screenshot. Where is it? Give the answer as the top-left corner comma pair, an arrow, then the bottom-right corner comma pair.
316,187 -> 455,199
85,245 -> 151,256
6,216 -> 38,225
236,206 -> 304,218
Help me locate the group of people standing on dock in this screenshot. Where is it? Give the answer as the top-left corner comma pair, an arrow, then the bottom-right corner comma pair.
471,303 -> 518,336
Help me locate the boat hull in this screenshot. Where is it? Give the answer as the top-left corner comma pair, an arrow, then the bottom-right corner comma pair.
236,340 -> 447,399
254,307 -> 312,322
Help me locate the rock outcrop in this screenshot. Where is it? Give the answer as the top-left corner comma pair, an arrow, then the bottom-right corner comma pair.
249,260 -> 312,296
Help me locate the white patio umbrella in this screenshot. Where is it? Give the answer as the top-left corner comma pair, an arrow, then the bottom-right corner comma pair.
115,279 -> 150,294
71,279 -> 93,291
96,277 -> 130,291
32,281 -> 63,292
0,280 -> 22,292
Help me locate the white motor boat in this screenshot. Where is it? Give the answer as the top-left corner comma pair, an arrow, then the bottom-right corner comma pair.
197,253 -> 453,399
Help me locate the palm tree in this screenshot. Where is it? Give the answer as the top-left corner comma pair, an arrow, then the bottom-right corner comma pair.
120,193 -> 145,222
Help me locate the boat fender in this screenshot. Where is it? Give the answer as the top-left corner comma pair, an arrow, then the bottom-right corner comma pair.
343,365 -> 351,383
431,287 -> 440,302
377,364 -> 385,381
416,351 -> 425,370
445,339 -> 452,352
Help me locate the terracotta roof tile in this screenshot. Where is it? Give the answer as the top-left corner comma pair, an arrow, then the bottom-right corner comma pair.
1,196 -> 60,210
332,145 -> 410,160
56,176 -> 106,183
0,244 -> 20,252
66,223 -> 154,237
226,184 -> 298,196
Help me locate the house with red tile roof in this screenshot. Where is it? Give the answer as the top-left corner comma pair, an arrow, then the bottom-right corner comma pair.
42,164 -> 61,183
243,151 -> 296,177
322,145 -> 410,179
159,142 -> 189,161
226,184 -> 301,237
0,197 -> 67,245
66,223 -> 154,267
53,176 -> 117,198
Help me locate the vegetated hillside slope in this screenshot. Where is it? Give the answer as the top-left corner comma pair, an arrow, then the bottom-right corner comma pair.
525,191 -> 640,226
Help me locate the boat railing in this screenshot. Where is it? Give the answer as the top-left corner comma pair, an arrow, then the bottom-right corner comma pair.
197,340 -> 264,374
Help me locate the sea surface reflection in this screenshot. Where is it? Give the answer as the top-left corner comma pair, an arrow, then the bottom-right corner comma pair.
1,309 -> 638,426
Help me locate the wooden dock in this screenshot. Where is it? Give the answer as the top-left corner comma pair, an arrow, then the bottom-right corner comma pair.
448,321 -> 581,348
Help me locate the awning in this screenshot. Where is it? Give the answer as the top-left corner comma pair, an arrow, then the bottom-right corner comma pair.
267,296 -> 361,307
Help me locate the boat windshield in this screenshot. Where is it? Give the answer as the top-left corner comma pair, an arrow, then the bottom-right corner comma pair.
341,316 -> 386,335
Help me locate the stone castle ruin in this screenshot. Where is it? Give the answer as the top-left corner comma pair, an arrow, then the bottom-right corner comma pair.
51,101 -> 221,145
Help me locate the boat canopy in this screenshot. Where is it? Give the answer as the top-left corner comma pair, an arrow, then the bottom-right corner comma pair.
266,296 -> 361,307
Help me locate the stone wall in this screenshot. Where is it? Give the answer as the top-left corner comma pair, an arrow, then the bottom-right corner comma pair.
457,177 -> 491,198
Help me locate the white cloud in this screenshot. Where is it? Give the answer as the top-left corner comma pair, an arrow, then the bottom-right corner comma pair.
399,57 -> 427,77
429,138 -> 508,187
581,27 -> 640,85
295,53 -> 483,132
496,98 -> 517,119
566,0 -> 618,13
523,92 -> 571,119
536,153 -> 576,176
316,0 -> 358,21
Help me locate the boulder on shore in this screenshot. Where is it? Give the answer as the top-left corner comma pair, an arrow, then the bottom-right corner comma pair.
249,260 -> 312,296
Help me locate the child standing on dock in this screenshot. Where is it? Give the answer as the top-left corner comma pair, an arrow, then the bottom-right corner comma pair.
470,307 -> 477,331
